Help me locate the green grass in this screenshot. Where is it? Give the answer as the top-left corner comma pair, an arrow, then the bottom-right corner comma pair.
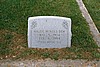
0,0 -> 100,60
83,0 -> 100,32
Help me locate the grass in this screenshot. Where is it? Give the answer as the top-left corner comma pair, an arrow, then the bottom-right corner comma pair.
0,0 -> 100,60
83,0 -> 100,32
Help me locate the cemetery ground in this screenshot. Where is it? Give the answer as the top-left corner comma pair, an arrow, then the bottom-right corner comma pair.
0,0 -> 100,61
83,0 -> 100,32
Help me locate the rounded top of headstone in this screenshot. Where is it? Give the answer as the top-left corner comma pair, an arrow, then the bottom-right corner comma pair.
28,16 -> 71,21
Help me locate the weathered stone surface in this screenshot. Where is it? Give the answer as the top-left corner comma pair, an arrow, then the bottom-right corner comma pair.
28,16 -> 72,48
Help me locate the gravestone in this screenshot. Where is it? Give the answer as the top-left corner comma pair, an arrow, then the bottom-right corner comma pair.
28,16 -> 72,48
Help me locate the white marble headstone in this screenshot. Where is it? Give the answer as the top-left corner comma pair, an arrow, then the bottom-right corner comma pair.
28,16 -> 72,48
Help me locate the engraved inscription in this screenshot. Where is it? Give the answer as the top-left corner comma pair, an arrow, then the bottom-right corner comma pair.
32,30 -> 67,44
